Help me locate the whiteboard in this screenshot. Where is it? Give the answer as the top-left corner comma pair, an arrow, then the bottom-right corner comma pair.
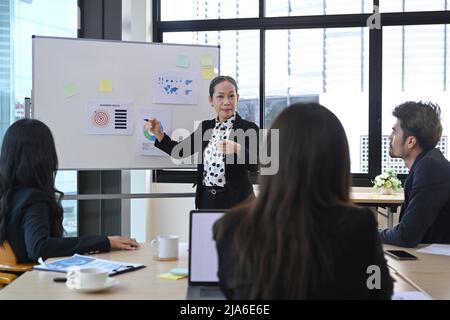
32,36 -> 219,170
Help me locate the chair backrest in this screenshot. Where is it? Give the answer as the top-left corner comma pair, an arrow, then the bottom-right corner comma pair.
0,241 -> 34,272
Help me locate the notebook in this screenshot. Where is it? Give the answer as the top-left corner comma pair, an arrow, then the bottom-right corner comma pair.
186,209 -> 226,300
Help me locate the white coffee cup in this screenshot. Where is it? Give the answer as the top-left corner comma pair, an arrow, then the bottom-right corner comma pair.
151,235 -> 179,260
66,267 -> 109,289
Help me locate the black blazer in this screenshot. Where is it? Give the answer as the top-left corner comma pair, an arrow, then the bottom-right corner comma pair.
214,205 -> 393,300
155,113 -> 259,208
5,187 -> 110,263
379,148 -> 450,247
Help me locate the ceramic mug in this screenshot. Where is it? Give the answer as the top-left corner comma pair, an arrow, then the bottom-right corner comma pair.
151,235 -> 179,260
66,267 -> 109,289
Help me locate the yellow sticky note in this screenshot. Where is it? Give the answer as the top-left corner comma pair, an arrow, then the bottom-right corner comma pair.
99,79 -> 113,93
201,67 -> 216,80
64,83 -> 78,98
158,272 -> 187,280
176,55 -> 190,68
200,54 -> 213,67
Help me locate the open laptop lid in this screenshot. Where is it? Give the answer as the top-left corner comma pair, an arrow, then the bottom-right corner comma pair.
188,209 -> 226,286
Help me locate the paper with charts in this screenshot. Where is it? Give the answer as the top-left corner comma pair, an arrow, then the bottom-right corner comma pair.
153,70 -> 199,105
139,108 -> 172,156
86,101 -> 133,135
34,254 -> 144,276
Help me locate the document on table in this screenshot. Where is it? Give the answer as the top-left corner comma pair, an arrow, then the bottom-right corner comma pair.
34,254 -> 145,275
416,244 -> 450,256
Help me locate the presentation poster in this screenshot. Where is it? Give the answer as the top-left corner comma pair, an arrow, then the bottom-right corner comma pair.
138,108 -> 172,156
153,70 -> 199,105
85,100 -> 133,135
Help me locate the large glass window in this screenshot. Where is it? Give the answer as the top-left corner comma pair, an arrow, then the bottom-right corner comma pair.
164,31 -> 260,125
1,0 -> 78,234
380,0 -> 448,13
382,25 -> 450,174
154,0 -> 450,182
266,28 -> 369,173
161,0 -> 259,21
266,0 -> 372,17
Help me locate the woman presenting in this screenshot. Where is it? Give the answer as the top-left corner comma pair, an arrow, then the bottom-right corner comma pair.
147,76 -> 259,209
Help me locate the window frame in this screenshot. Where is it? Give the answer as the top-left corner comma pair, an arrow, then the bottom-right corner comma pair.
152,0 -> 450,186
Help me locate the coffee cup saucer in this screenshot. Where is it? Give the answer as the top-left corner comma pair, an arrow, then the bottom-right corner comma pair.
66,277 -> 119,293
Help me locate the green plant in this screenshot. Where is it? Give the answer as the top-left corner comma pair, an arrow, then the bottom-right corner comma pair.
372,169 -> 402,191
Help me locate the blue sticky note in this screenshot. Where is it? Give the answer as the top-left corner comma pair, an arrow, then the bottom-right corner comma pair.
170,268 -> 188,276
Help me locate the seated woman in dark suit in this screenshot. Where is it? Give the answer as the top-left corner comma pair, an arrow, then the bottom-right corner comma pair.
214,103 -> 393,299
0,119 -> 139,263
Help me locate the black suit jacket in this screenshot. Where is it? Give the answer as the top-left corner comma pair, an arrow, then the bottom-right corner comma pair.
5,187 -> 110,263
379,148 -> 450,247
155,113 -> 259,208
213,205 -> 393,299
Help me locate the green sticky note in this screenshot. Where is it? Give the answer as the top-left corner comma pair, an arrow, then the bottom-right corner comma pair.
176,55 -> 190,68
202,67 -> 215,80
64,83 -> 78,98
99,79 -> 113,93
200,54 -> 213,67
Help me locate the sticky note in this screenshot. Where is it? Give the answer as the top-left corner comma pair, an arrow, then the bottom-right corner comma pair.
170,268 -> 188,276
176,55 -> 190,68
64,83 -> 78,98
202,67 -> 215,80
200,54 -> 213,67
158,272 -> 187,280
99,79 -> 113,93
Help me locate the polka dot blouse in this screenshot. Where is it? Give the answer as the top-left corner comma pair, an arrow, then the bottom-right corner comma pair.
203,115 -> 235,187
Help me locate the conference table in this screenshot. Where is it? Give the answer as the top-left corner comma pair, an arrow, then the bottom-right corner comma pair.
351,187 -> 404,228
0,243 -> 189,300
384,244 -> 450,300
1,241 -> 447,300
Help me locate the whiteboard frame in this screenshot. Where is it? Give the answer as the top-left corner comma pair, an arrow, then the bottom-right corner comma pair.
31,36 -> 220,171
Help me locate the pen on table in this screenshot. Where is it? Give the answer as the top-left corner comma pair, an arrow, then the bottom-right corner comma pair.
53,277 -> 67,283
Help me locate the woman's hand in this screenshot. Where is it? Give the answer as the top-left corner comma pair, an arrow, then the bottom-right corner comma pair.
145,118 -> 164,142
217,140 -> 241,155
107,236 -> 140,250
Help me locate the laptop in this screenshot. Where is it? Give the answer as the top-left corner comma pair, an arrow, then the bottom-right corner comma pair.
186,209 -> 226,300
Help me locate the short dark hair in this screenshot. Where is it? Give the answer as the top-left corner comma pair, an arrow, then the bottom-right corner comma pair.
392,101 -> 442,151
209,75 -> 238,97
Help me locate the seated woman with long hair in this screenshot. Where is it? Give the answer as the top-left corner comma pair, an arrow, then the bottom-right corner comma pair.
0,119 -> 139,263
214,103 -> 393,299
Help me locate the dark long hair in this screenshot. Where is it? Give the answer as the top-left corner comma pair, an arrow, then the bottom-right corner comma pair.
230,103 -> 352,299
0,119 -> 64,244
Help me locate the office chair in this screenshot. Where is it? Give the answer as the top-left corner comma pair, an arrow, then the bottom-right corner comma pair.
0,240 -> 35,288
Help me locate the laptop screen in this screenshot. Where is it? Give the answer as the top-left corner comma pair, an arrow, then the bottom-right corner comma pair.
189,210 -> 225,285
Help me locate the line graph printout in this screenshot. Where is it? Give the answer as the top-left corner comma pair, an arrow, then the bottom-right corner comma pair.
153,70 -> 199,105
85,101 -> 134,135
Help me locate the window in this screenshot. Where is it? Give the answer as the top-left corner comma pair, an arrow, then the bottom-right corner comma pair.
164,30 -> 260,125
265,28 -> 369,173
0,0 -> 78,234
154,0 -> 450,183
161,0 -> 259,21
380,0 -> 448,13
383,25 -> 450,174
266,0 -> 372,17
